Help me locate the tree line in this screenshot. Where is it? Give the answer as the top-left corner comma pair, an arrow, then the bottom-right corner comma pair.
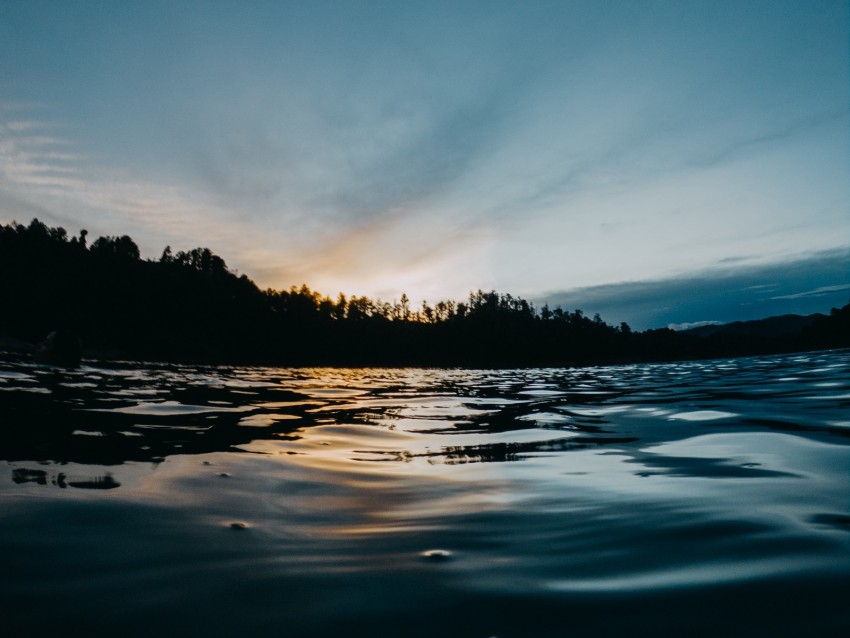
1,218 -> 847,366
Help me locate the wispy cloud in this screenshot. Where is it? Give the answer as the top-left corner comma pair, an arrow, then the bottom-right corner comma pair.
5,120 -> 49,133
686,108 -> 846,170
770,284 -> 850,301
668,320 -> 723,331
744,284 -> 780,292
0,112 -> 278,276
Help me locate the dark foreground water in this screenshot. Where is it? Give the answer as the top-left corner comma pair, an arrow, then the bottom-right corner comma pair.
1,350 -> 849,637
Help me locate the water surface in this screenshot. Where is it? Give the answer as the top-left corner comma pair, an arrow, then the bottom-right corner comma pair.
2,350 -> 849,636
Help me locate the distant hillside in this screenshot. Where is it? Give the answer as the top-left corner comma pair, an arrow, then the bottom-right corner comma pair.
675,306 -> 849,359
683,313 -> 826,339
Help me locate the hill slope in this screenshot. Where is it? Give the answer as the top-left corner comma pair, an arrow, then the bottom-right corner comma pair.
683,313 -> 826,339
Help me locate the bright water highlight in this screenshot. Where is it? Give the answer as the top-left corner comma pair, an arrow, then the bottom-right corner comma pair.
2,350 -> 849,636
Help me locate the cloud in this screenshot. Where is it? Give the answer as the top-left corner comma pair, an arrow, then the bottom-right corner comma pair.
2,3 -> 845,306
179,33 -> 523,238
539,250 -> 849,329
770,284 -> 850,301
0,112 -> 277,272
685,108 -> 846,171
5,120 -> 48,133
6,102 -> 845,313
0,108 -> 485,296
668,321 -> 723,331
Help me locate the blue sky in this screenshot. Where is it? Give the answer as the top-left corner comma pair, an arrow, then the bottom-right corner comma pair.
1,1 -> 847,328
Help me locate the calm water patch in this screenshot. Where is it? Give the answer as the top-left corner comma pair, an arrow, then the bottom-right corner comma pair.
1,350 -> 849,636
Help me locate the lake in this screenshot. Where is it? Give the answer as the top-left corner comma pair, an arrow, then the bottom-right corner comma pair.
1,350 -> 849,637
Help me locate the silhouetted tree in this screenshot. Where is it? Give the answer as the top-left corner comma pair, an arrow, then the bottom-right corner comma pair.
2,217 -> 846,368
90,235 -> 141,260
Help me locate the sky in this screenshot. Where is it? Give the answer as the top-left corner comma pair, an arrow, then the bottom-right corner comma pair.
1,0 -> 848,329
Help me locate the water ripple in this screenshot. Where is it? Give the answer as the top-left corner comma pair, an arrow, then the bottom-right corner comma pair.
2,349 -> 849,636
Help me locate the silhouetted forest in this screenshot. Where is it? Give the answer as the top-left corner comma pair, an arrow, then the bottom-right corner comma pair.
1,218 -> 848,367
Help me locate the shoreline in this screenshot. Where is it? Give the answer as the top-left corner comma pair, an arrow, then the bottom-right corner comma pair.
2,334 -> 846,372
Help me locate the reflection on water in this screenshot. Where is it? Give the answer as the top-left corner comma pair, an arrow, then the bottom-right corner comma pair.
1,350 -> 849,636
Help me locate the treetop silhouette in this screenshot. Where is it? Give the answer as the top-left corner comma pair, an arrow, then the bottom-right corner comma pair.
1,218 -> 846,366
